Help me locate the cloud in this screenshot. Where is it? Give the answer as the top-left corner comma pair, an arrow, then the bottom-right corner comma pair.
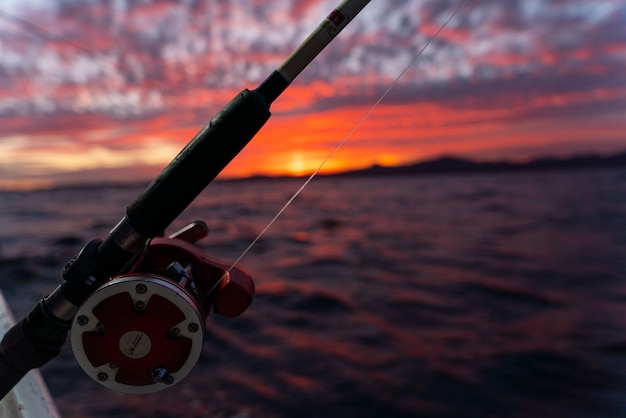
0,0 -> 625,188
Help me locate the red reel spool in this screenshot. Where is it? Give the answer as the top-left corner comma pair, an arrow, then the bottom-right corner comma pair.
70,222 -> 254,394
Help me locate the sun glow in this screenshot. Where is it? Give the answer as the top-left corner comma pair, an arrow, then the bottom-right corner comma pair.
287,152 -> 308,177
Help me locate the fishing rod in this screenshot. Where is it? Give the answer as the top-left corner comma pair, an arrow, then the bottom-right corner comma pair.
0,0 -> 370,398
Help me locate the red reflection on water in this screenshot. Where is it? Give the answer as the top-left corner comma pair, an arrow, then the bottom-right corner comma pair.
277,372 -> 319,391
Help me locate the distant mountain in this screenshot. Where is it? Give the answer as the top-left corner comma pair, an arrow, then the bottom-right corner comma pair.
35,151 -> 626,192
328,151 -> 626,178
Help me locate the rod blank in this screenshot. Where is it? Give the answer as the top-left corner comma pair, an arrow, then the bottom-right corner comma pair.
279,0 -> 371,83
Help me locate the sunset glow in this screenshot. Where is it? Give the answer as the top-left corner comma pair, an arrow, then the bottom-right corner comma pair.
0,0 -> 625,189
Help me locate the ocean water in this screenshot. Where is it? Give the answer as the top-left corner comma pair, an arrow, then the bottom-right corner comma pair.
1,167 -> 626,417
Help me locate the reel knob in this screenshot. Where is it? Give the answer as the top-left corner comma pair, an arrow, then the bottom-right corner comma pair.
70,274 -> 205,394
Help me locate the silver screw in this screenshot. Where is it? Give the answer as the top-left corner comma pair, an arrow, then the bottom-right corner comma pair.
96,322 -> 105,332
151,367 -> 169,383
97,372 -> 108,381
188,323 -> 199,333
135,300 -> 146,310
170,327 -> 180,336
77,315 -> 89,326
135,283 -> 147,294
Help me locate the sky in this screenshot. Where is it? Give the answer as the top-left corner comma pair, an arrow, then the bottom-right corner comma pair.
0,0 -> 625,190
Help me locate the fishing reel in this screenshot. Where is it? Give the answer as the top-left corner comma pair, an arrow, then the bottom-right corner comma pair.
70,221 -> 254,394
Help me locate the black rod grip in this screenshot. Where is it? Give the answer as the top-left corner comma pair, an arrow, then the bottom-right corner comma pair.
0,304 -> 69,399
127,89 -> 271,238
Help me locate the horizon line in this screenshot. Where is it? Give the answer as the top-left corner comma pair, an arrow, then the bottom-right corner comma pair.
2,148 -> 625,193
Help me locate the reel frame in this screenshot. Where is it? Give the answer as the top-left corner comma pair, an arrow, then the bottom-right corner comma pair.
69,221 -> 254,393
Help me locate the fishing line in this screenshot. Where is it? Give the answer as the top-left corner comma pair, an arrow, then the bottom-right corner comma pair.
0,8 -> 96,57
217,0 -> 472,289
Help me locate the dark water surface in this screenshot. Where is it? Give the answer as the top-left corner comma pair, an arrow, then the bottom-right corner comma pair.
1,168 -> 626,417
